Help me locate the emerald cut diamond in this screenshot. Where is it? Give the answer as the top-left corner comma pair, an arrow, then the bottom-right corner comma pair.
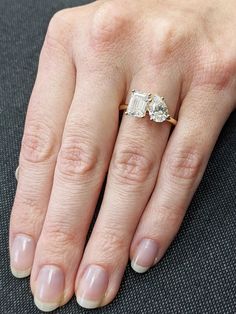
126,90 -> 149,118
148,96 -> 169,122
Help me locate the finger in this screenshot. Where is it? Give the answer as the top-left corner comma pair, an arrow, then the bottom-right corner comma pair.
9,10 -> 76,278
30,65 -> 124,312
130,86 -> 233,272
74,67 -> 182,309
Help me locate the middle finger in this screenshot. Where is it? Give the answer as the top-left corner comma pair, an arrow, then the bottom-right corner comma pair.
30,68 -> 124,312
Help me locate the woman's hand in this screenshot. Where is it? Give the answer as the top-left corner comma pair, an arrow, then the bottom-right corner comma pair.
9,0 -> 236,311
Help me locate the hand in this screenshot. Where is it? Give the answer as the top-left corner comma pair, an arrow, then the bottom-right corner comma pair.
9,0 -> 236,311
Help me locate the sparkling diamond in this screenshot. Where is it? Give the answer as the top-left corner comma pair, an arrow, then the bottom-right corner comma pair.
148,96 -> 169,122
126,90 -> 149,118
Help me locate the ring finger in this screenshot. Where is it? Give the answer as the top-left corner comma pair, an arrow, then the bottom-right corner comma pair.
75,65 -> 182,308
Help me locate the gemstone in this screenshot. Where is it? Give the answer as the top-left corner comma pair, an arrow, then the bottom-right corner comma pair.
126,90 -> 149,118
148,96 -> 169,122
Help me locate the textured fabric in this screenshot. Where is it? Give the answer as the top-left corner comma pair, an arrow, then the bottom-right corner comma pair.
0,1 -> 236,313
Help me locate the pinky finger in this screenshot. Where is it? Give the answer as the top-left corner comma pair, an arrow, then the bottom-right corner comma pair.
130,87 -> 234,272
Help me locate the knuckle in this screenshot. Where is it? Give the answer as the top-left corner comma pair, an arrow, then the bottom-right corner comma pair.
90,1 -> 129,49
42,9 -> 74,58
57,135 -> 98,179
12,195 -> 45,233
149,18 -> 186,65
167,148 -> 203,182
43,220 -> 79,247
214,57 -> 236,89
52,8 -> 73,22
155,202 -> 186,228
111,148 -> 153,185
95,227 -> 128,262
21,119 -> 58,163
194,50 -> 236,90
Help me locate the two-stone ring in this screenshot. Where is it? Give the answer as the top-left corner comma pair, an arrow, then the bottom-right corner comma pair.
119,89 -> 177,126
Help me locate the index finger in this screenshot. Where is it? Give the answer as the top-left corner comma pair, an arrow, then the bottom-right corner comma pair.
9,11 -> 76,278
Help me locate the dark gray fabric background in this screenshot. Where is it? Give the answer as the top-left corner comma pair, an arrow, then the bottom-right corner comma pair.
0,1 -> 235,313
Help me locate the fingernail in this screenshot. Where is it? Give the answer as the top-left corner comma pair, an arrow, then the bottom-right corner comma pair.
131,238 -> 159,273
34,265 -> 65,312
77,265 -> 109,309
10,234 -> 35,278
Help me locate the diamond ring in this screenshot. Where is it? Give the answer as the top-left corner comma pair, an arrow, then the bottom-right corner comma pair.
119,90 -> 177,126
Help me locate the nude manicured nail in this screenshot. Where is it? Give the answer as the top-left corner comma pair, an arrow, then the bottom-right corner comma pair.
34,265 -> 65,312
77,265 -> 109,309
10,234 -> 35,278
131,238 -> 159,273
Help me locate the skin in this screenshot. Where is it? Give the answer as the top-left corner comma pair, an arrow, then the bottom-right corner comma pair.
9,0 -> 236,310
